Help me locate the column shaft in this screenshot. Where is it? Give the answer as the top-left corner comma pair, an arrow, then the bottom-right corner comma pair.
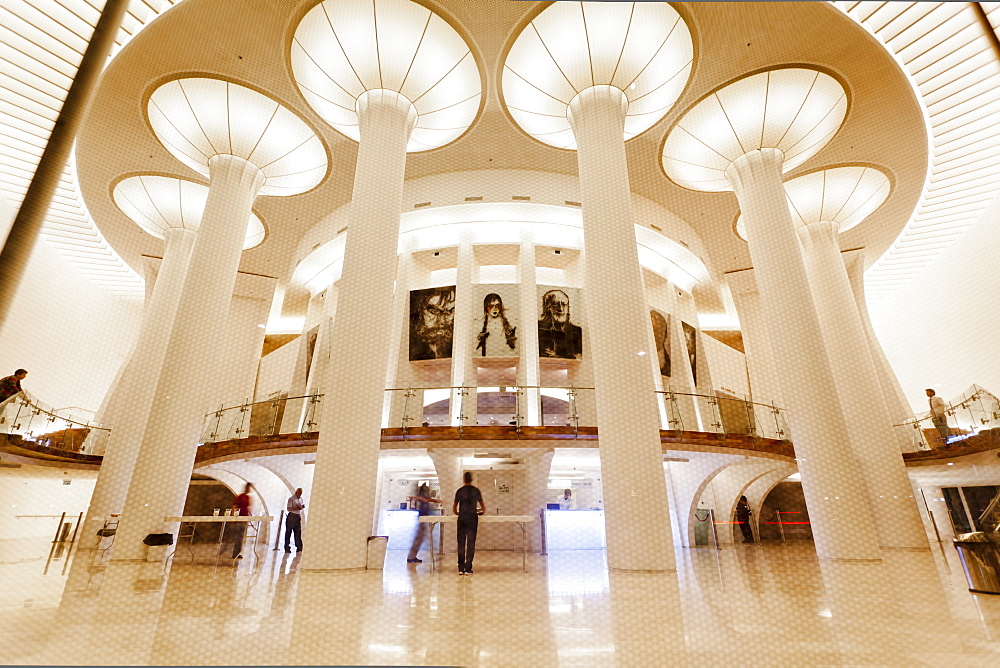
451,241 -> 474,425
568,85 -> 675,572
302,90 -> 416,571
799,221 -> 927,549
84,228 -> 196,541
518,241 -> 541,424
112,155 -> 264,560
725,149 -> 880,561
726,269 -> 785,408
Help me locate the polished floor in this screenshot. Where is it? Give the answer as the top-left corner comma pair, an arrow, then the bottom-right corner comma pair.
2,536 -> 1000,666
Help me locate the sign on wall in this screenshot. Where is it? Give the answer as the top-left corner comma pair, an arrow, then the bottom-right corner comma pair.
409,286 -> 456,361
537,285 -> 584,360
471,285 -> 519,358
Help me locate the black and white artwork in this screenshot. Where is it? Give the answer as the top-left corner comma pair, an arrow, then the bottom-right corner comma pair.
538,286 -> 583,360
409,286 -> 456,361
650,308 -> 671,377
473,286 -> 519,357
682,320 -> 697,385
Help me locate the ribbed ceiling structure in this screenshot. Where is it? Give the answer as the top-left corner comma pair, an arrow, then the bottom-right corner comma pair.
291,0 -> 482,153
113,175 -> 266,249
502,1 -> 693,150
3,1 -> 1000,305
0,0 -> 181,299
735,166 -> 892,240
836,1 -> 1000,302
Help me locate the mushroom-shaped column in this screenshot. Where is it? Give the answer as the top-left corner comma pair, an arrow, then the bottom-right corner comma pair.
112,79 -> 327,561
84,176 -> 265,544
503,1 -> 693,572
662,68 -> 880,561
291,0 -> 481,571
788,167 -> 927,549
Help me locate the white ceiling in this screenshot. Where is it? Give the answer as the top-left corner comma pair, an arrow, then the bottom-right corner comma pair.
2,0 -> 1000,305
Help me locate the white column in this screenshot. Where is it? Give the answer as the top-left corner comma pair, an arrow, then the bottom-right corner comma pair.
384,251 -> 414,428
799,222 -> 927,550
83,227 -> 196,543
302,90 -> 416,572
567,85 -> 674,572
112,155 -> 265,560
726,269 -> 785,408
451,241 -> 474,425
518,241 -> 541,425
306,282 -> 340,395
725,149 -> 880,561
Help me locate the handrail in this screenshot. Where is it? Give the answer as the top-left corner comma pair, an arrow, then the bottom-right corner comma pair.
1,391 -> 111,456
892,385 -> 1000,450
199,384 -> 790,445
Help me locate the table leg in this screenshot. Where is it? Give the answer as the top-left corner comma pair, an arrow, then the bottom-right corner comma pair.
429,524 -> 436,572
519,522 -> 527,572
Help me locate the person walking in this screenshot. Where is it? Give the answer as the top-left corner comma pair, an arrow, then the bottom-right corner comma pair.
452,472 -> 485,575
0,368 -> 27,404
406,483 -> 439,564
284,487 -> 305,553
231,483 -> 253,559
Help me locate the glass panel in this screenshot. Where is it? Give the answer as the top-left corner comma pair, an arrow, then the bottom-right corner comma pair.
540,388 -> 571,427
942,487 -> 972,534
962,485 -> 1000,531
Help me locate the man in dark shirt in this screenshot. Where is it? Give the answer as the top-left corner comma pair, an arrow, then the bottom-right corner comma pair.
231,483 -> 253,558
452,472 -> 485,575
0,369 -> 27,404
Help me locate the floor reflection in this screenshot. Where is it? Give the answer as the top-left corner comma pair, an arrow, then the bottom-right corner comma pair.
3,538 -> 1000,665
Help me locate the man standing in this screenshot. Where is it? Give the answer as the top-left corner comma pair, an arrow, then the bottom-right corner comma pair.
285,488 -> 305,553
559,489 -> 574,510
406,483 -> 439,564
0,368 -> 27,404
452,472 -> 485,575
926,388 -> 950,449
736,496 -> 754,544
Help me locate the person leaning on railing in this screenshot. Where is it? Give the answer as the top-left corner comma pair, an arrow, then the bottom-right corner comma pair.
0,369 -> 27,404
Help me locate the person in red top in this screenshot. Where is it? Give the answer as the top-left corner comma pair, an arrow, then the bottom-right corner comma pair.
0,369 -> 27,405
231,483 -> 253,558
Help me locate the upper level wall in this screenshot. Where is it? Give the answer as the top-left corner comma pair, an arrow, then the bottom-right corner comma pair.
870,191 -> 1000,412
0,206 -> 142,412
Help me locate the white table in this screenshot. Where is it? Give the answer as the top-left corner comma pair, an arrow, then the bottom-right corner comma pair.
164,515 -> 273,561
419,515 -> 535,572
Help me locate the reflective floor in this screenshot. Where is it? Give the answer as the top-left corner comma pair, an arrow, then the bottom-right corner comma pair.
2,538 -> 1000,666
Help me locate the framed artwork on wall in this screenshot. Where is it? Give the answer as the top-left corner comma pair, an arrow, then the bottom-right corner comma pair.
650,308 -> 671,377
409,286 -> 456,361
537,286 -> 583,360
472,285 -> 519,357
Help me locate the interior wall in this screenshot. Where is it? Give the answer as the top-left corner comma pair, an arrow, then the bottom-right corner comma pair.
701,334 -> 748,396
870,191 -> 1000,412
0,466 -> 98,540
0,236 -> 142,412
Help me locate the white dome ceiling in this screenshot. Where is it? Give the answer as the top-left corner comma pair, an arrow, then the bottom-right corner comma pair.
502,1 -> 693,150
291,0 -> 482,152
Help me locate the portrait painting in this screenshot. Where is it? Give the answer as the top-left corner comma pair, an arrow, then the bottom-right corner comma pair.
409,286 -> 456,361
473,285 -> 519,358
650,308 -> 671,377
537,286 -> 583,360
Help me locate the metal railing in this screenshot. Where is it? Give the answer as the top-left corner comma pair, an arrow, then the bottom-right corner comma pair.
0,392 -> 110,455
198,384 -> 790,445
656,386 -> 791,441
893,385 -> 1000,451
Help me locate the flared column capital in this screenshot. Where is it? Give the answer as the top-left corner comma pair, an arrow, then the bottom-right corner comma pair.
567,85 -> 628,134
207,154 -> 266,197
724,148 -> 786,198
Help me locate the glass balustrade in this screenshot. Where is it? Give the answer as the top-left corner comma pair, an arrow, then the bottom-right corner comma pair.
656,387 -> 790,442
894,385 -> 1000,452
197,384 -> 788,445
0,392 -> 110,455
